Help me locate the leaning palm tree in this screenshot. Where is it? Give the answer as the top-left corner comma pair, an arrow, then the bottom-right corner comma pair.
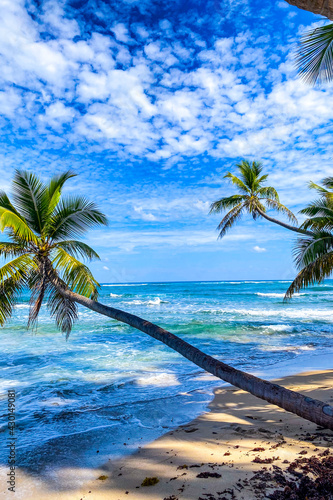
286,178 -> 333,298
1,170 -> 333,429
210,160 -> 311,237
295,23 -> 333,85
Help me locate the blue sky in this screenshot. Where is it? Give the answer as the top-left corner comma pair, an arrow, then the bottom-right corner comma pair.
1,0 -> 333,282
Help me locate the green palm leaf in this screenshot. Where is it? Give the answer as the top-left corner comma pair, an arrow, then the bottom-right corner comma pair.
0,170 -> 106,337
295,23 -> 333,85
257,186 -> 279,201
0,208 -> 39,245
223,172 -> 250,193
52,248 -> 99,298
48,197 -> 108,241
285,250 -> 333,299
53,240 -> 100,261
0,242 -> 29,257
47,171 -> 77,217
293,232 -> 333,269
217,203 -> 244,238
11,170 -> 49,235
0,254 -> 36,283
264,199 -> 298,224
47,285 -> 78,339
210,195 -> 246,213
211,160 -> 298,239
0,274 -> 26,326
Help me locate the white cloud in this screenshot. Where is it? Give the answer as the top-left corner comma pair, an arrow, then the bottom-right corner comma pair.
0,3 -> 332,169
133,206 -> 157,221
253,245 -> 267,253
111,23 -> 131,43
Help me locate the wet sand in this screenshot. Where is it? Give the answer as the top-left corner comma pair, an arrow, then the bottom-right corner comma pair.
3,370 -> 333,500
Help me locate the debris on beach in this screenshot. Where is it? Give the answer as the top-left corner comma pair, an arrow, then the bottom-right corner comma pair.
141,476 -> 160,486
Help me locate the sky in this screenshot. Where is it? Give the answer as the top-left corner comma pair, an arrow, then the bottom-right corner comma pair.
0,0 -> 333,282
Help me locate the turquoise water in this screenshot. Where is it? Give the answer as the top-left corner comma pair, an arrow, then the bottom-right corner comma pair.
0,280 -> 333,475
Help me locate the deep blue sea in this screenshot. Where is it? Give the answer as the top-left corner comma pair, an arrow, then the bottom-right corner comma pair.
1,280 -> 333,477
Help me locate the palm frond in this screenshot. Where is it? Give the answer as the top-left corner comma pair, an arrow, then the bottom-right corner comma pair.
52,248 -> 99,298
0,254 -> 36,283
47,171 -> 77,217
237,160 -> 263,189
300,198 -> 333,231
295,23 -> 333,85
321,176 -> 333,191
12,170 -> 49,235
308,181 -> 331,197
285,251 -> 333,299
302,216 -> 333,232
264,199 -> 298,224
0,273 -> 26,326
47,285 -> 78,339
209,195 -> 246,214
216,203 -> 244,238
0,208 -> 39,245
293,232 -> 333,269
53,240 -> 100,261
223,172 -> 250,193
247,199 -> 266,221
0,242 -> 29,258
48,197 -> 108,241
257,186 -> 279,201
0,191 -> 22,217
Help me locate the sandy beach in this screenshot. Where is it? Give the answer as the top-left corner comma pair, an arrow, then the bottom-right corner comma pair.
5,369 -> 333,500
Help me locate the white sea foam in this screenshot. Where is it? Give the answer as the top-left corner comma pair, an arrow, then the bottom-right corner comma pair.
125,297 -> 167,306
256,292 -> 285,298
15,304 -> 30,309
265,324 -> 293,332
256,292 -> 305,298
136,373 -> 180,387
222,308 -> 333,321
200,281 -> 242,284
102,284 -> 147,287
110,293 -> 121,297
260,345 -> 316,352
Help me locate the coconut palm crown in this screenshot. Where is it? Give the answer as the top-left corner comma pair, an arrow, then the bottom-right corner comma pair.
210,160 -> 298,238
295,23 -> 333,85
285,177 -> 333,298
0,170 -> 107,337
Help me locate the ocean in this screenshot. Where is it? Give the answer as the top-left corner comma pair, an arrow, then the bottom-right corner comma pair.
1,280 -> 333,479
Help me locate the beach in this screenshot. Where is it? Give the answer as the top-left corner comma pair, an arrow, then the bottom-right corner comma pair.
6,369 -> 333,499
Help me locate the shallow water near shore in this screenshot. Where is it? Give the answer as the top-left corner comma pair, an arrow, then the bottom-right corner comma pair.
1,280 -> 333,478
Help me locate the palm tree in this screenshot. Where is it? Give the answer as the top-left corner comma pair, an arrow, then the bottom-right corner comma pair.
295,23 -> 333,85
285,177 -> 333,298
1,170 -> 333,429
210,160 -> 312,237
284,0 -> 333,20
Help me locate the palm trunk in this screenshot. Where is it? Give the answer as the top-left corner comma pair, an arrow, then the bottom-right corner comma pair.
284,0 -> 333,20
256,208 -> 313,236
59,286 -> 333,430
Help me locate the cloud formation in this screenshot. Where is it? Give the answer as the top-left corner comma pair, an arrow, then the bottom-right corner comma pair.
0,0 -> 330,280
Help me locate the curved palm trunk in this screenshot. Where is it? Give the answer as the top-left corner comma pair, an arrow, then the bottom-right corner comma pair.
60,287 -> 333,430
284,0 -> 333,20
256,207 -> 313,236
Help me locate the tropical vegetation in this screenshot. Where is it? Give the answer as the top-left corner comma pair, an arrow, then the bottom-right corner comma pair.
296,23 -> 333,85
210,162 -> 333,303
285,177 -> 333,297
0,170 -> 333,429
210,160 -> 310,236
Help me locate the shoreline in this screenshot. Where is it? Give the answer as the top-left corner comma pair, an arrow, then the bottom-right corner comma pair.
5,369 -> 333,499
